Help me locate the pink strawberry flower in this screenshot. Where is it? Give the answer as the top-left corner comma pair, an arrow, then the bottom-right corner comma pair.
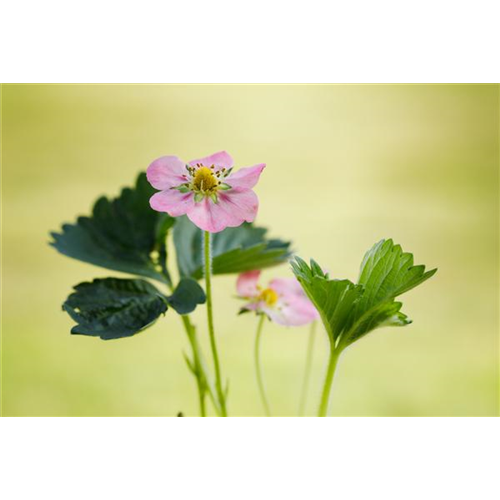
146,151 -> 265,233
236,270 -> 319,327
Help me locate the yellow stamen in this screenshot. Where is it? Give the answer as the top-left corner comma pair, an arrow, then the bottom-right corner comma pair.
258,288 -> 279,306
192,166 -> 218,193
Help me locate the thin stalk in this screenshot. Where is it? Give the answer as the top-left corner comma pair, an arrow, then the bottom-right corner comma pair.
204,230 -> 227,416
254,314 -> 271,416
298,321 -> 317,416
166,276 -> 219,416
180,314 -> 222,416
197,379 -> 206,416
318,341 -> 341,417
181,315 -> 220,413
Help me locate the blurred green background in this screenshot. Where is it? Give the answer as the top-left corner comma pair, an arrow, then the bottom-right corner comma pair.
2,84 -> 498,416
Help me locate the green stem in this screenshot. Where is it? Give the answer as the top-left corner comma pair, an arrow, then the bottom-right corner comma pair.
188,317 -> 221,415
198,381 -> 206,417
181,314 -> 225,416
167,275 -> 219,416
298,321 -> 317,416
318,341 -> 341,417
204,230 -> 227,416
254,314 -> 271,416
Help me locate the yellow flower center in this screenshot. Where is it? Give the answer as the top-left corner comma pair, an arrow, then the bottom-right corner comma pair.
258,288 -> 279,306
192,167 -> 219,193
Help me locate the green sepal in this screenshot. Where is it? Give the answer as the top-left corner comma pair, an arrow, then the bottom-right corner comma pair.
174,184 -> 191,193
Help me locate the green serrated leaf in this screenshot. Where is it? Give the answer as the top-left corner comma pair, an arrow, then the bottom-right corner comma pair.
343,239 -> 437,346
310,259 -> 325,277
167,278 -> 206,315
291,240 -> 436,350
341,301 -> 412,346
50,173 -> 175,286
292,257 -> 364,343
63,278 -> 168,340
173,216 -> 291,279
63,277 -> 207,340
357,239 -> 437,309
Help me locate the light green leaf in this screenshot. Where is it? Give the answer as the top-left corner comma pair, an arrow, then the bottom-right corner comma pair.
291,257 -> 363,343
343,239 -> 436,346
173,216 -> 291,280
340,300 -> 411,347
50,173 -> 175,285
357,239 -> 437,310
291,239 -> 437,350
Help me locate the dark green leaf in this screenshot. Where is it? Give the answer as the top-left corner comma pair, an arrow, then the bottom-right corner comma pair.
167,278 -> 206,315
50,173 -> 175,285
173,216 -> 291,279
63,277 -> 207,340
63,278 -> 168,340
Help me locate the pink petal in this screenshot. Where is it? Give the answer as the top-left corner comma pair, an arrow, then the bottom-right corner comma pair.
237,271 -> 261,298
150,189 -> 195,217
147,156 -> 188,190
226,164 -> 265,190
186,190 -> 259,233
188,151 -> 233,171
217,189 -> 259,223
266,297 -> 319,327
269,278 -> 305,299
186,198 -> 230,233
